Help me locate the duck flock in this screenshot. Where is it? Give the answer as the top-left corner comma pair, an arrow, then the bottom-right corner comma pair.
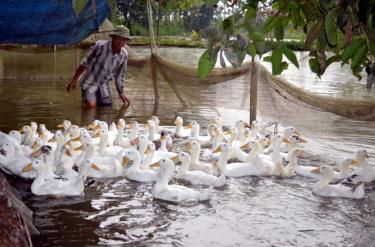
0,116 -> 373,203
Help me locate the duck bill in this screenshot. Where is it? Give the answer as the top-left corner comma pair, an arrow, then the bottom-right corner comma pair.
283,137 -> 291,144
30,149 -> 42,158
171,155 -> 180,162
31,142 -> 39,149
299,137 -> 308,143
56,123 -> 64,128
48,135 -> 57,142
240,143 -> 250,150
91,163 -> 101,171
213,146 -> 222,153
122,157 -> 129,167
150,162 -> 160,168
22,163 -> 33,173
71,136 -> 81,142
65,149 -> 73,157
184,124 -> 192,129
74,145 -> 84,151
351,159 -> 360,166
311,167 -> 320,174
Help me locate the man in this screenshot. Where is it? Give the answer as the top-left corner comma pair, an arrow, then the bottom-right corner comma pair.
66,25 -> 131,109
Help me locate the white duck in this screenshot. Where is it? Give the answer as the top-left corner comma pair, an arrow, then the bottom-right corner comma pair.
174,116 -> 192,138
99,121 -> 117,146
152,157 -> 212,203
296,158 -> 357,181
0,142 -> 36,178
98,128 -> 124,158
189,121 -> 211,145
272,148 -> 304,177
176,151 -> 226,188
57,120 -> 72,138
225,141 -> 274,177
21,158 -> 96,196
311,165 -> 365,199
20,125 -> 36,147
80,143 -> 124,178
345,150 -> 375,184
124,149 -> 158,182
188,140 -> 213,174
53,131 -> 78,178
38,124 -> 54,142
147,119 -> 160,142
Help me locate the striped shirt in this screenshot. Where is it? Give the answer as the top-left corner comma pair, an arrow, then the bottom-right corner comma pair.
80,40 -> 128,98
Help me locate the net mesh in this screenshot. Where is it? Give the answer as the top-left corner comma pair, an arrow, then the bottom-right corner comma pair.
127,51 -> 375,121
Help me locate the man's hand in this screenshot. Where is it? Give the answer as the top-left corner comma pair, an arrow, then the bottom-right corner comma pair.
66,79 -> 77,92
119,94 -> 130,109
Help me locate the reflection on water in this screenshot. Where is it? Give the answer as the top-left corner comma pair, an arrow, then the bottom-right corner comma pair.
1,46 -> 375,246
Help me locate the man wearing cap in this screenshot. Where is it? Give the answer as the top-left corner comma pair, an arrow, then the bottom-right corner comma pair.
66,25 -> 131,109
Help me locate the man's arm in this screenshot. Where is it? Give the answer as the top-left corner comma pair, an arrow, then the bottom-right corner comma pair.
66,65 -> 86,92
114,58 -> 130,108
66,42 -> 101,92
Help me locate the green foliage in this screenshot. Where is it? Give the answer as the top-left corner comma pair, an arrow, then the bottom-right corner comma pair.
131,23 -> 148,36
198,0 -> 375,79
198,48 -> 219,80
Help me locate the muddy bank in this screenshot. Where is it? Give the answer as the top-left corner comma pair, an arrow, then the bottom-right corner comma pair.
0,171 -> 38,247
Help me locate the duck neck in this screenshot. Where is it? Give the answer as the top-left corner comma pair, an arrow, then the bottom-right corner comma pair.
315,173 -> 331,191
43,153 -> 56,178
128,155 -> 141,171
218,150 -> 228,175
360,158 -> 370,169
99,134 -> 109,154
340,164 -> 352,176
142,149 -> 154,170
31,163 -> 47,192
192,126 -> 199,139
177,157 -> 190,177
155,165 -> 173,190
149,126 -> 155,141
191,146 -> 200,163
115,127 -> 124,143
247,145 -> 258,161
285,152 -> 298,174
176,124 -> 182,135
159,140 -> 168,152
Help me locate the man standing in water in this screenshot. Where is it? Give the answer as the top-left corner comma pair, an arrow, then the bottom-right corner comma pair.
66,25 -> 131,109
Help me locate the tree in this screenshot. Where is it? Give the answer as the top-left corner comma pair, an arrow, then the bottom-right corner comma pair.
198,0 -> 375,80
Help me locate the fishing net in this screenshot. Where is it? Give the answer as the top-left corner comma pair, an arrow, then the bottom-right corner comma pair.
127,51 -> 375,121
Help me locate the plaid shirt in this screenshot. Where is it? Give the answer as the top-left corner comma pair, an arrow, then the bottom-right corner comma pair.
80,40 -> 128,98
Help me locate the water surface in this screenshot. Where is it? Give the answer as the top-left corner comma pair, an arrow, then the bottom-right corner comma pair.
1,46 -> 375,246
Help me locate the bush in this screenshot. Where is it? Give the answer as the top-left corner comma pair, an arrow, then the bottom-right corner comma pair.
130,23 -> 148,36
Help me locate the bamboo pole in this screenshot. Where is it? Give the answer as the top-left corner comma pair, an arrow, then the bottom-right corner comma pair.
151,54 -> 159,115
250,60 -> 258,123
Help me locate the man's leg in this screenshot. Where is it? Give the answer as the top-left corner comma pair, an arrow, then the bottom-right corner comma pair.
96,89 -> 113,107
82,89 -> 97,109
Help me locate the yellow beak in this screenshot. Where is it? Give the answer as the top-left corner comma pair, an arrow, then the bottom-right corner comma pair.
22,163 -> 33,173
213,146 -> 222,153
150,162 -> 160,168
91,163 -> 101,171
311,167 -> 320,174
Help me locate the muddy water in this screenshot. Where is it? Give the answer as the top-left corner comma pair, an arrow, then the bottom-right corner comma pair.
1,46 -> 375,246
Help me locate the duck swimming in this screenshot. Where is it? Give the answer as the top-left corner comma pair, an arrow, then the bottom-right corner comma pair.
311,165 -> 365,199
152,157 -> 212,203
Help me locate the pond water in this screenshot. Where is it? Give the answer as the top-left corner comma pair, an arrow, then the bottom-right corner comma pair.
1,46 -> 375,246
